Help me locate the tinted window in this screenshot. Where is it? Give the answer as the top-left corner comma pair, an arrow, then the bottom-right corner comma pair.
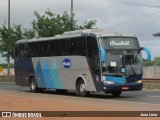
87,37 -> 98,67
28,39 -> 65,57
71,37 -> 86,56
28,37 -> 86,57
87,37 -> 98,57
53,40 -> 65,56
15,44 -> 28,59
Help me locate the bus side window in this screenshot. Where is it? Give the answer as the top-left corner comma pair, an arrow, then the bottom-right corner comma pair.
18,44 -> 28,59
64,39 -> 71,56
28,43 -> 36,57
87,37 -> 98,67
93,50 -> 100,70
15,45 -> 20,59
71,37 -> 86,56
49,41 -> 55,56
53,39 -> 65,56
46,41 -> 54,56
71,39 -> 77,55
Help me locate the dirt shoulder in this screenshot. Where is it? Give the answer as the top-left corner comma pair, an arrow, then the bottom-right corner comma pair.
0,90 -> 159,120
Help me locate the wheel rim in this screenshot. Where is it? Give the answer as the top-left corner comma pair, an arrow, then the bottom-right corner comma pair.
31,81 -> 36,90
80,83 -> 86,93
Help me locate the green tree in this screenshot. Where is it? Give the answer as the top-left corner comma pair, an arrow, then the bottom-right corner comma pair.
77,20 -> 97,30
152,57 -> 160,66
143,57 -> 160,66
23,28 -> 36,39
143,59 -> 154,66
0,25 -> 23,75
0,25 -> 35,75
32,10 -> 97,37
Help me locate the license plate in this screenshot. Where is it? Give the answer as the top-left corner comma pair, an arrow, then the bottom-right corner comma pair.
122,86 -> 129,90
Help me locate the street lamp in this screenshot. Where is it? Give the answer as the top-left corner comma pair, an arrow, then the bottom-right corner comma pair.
153,32 -> 160,37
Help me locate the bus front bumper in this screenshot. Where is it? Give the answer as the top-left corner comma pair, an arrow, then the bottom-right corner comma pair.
103,83 -> 143,93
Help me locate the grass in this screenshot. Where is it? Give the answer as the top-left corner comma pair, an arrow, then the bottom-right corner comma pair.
143,82 -> 160,90
0,76 -> 15,82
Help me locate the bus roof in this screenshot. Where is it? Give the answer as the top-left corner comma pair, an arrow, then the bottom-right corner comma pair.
15,29 -> 136,44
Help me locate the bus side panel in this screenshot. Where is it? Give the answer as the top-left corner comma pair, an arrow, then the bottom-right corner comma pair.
56,56 -> 97,91
31,56 -> 98,92
88,70 -> 103,92
32,57 -> 63,89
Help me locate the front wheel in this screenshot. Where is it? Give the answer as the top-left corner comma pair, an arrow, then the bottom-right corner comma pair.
76,80 -> 90,97
111,91 -> 122,97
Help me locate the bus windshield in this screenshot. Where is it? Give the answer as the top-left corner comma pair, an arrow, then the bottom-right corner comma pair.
99,37 -> 142,76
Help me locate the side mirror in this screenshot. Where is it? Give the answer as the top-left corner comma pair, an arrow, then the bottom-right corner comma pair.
99,47 -> 106,62
139,47 -> 151,61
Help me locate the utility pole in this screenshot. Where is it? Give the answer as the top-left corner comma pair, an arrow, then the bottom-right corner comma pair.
71,0 -> 74,30
8,0 -> 10,29
7,0 -> 11,75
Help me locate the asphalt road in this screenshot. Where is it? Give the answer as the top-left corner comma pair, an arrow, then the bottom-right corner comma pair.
0,82 -> 160,106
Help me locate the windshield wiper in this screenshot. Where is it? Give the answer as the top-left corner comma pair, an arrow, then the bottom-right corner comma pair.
128,62 -> 136,75
116,59 -> 122,73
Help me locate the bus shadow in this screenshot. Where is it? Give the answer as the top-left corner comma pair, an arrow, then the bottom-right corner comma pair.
24,89 -> 136,99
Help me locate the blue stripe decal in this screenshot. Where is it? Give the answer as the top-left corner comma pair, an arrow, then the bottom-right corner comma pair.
106,76 -> 126,84
43,59 -> 54,89
50,60 -> 63,89
35,59 -> 46,88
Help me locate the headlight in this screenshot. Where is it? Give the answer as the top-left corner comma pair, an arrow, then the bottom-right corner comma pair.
136,80 -> 143,84
103,80 -> 115,84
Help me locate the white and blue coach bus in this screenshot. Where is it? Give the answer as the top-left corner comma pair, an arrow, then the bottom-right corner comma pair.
15,29 -> 151,97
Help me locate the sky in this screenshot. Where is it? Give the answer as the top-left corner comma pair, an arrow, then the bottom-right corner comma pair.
0,0 -> 160,63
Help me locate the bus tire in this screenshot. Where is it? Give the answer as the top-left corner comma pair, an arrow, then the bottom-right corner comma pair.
111,91 -> 122,97
76,80 -> 90,97
29,77 -> 43,93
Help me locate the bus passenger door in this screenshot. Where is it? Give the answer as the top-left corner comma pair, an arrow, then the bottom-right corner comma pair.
87,37 -> 102,92
92,50 -> 102,91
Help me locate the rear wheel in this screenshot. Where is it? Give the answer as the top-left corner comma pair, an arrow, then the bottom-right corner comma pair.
29,77 -> 43,93
111,91 -> 122,97
76,80 -> 90,97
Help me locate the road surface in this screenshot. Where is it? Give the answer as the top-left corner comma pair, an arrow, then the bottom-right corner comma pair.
0,82 -> 159,120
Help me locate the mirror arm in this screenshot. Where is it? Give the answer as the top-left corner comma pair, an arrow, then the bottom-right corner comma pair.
139,47 -> 151,61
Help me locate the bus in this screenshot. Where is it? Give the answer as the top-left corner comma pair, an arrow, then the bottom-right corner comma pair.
14,29 -> 151,97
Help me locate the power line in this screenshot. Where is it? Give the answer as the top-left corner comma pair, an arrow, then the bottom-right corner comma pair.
107,0 -> 160,9
105,11 -> 160,30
